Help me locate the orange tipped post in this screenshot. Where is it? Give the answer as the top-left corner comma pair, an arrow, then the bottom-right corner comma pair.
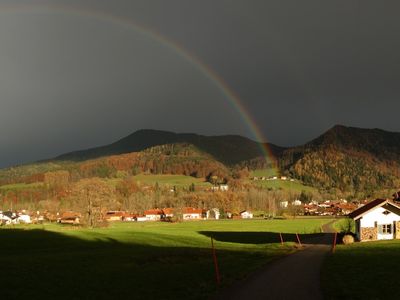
332,232 -> 338,253
211,237 -> 221,286
279,232 -> 284,246
296,233 -> 302,247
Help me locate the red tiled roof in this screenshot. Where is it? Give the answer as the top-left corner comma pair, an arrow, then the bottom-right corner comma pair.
106,211 -> 126,216
144,209 -> 164,215
60,211 -> 81,219
182,207 -> 203,214
163,208 -> 174,215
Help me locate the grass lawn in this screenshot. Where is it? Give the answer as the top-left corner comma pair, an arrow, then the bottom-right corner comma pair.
250,168 -> 278,178
0,182 -> 44,191
251,178 -> 317,193
0,218 -> 331,299
132,174 -> 212,187
322,239 -> 400,299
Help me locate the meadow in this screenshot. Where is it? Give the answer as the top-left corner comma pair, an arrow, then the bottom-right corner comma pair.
132,174 -> 212,187
0,218 -> 331,299
251,178 -> 317,193
322,239 -> 400,299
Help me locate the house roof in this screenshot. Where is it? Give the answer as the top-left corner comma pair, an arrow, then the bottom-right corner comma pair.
144,209 -> 163,215
162,208 -> 174,215
60,211 -> 81,219
106,211 -> 126,216
348,199 -> 400,220
182,207 -> 203,214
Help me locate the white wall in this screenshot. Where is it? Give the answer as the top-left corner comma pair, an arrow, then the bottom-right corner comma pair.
360,207 -> 400,227
360,206 -> 400,240
183,213 -> 201,220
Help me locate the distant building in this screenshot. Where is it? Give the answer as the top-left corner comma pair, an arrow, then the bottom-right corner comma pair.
105,211 -> 126,221
280,201 -> 289,209
240,210 -> 253,219
206,208 -> 220,220
58,211 -> 81,225
182,207 -> 204,220
292,200 -> 302,206
162,208 -> 174,218
144,209 -> 164,221
211,185 -> 229,192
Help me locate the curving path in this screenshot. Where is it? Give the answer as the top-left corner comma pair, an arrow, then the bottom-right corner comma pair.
215,221 -> 336,300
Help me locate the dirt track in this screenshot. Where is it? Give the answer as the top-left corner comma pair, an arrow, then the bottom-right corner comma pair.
215,223 -> 335,300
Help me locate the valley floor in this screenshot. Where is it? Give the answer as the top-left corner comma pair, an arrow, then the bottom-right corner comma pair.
0,219 -> 330,299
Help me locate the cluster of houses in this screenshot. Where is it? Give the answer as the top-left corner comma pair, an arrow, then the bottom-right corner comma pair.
0,210 -> 32,225
104,208 -> 254,222
252,176 -> 295,182
302,200 -> 358,216
279,199 -> 358,216
0,207 -> 255,226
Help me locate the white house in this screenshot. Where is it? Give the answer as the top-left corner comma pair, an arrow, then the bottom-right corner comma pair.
349,198 -> 400,242
182,207 -> 204,220
292,200 -> 302,206
280,201 -> 289,209
144,209 -> 164,221
240,210 -> 253,219
16,214 -> 31,224
211,185 -> 229,192
206,208 -> 220,220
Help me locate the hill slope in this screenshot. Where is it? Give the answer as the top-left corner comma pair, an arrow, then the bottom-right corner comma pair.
55,129 -> 284,166
280,125 -> 400,194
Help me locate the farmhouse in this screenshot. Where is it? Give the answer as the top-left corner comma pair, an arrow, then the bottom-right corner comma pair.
206,208 -> 220,220
182,207 -> 204,220
240,210 -> 253,219
58,211 -> 81,225
144,209 -> 164,221
162,208 -> 174,218
105,211 -> 126,221
349,198 -> 400,242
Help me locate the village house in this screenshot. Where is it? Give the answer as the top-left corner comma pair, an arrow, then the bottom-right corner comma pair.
105,211 -> 126,221
240,210 -> 253,219
206,208 -> 220,220
144,209 -> 164,221
211,184 -> 229,192
182,207 -> 204,220
57,211 -> 81,225
162,208 -> 174,218
349,198 -> 400,242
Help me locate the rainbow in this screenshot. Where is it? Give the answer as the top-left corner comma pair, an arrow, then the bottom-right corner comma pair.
0,3 -> 278,170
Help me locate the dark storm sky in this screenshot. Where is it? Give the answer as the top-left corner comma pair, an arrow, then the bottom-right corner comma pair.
1,0 -> 400,168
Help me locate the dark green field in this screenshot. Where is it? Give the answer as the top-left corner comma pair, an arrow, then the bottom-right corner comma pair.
0,219 -> 330,299
322,239 -> 400,299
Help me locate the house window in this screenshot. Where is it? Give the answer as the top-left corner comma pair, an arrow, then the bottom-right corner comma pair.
379,224 -> 392,234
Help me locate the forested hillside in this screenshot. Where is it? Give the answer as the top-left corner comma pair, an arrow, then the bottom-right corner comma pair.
2,125 -> 400,200
280,125 -> 400,196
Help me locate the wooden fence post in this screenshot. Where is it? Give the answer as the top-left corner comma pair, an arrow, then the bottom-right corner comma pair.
296,233 -> 302,247
211,237 -> 221,285
332,232 -> 338,253
279,232 -> 284,246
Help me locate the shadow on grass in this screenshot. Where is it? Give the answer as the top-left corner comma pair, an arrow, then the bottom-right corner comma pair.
0,228 -> 289,300
199,231 -> 334,245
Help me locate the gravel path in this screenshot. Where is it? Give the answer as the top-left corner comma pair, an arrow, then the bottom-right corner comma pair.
215,222 -> 336,300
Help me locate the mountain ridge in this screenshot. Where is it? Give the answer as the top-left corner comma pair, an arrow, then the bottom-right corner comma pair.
2,125 -> 400,196
54,129 -> 285,166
